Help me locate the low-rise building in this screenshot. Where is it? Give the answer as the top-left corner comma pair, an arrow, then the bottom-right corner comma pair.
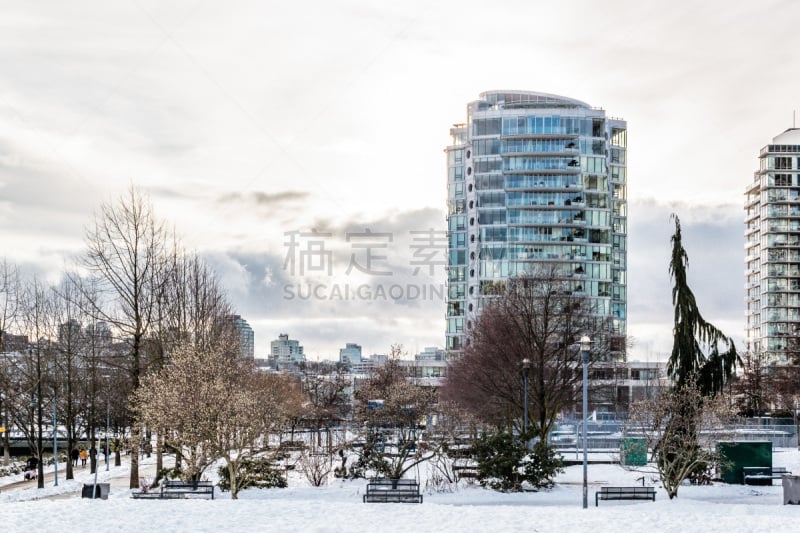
339,343 -> 362,366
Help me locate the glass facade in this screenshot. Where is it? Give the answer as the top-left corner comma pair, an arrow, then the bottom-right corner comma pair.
446,91 -> 627,359
745,129 -> 800,362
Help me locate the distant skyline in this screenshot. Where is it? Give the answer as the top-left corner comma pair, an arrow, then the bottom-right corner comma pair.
2,1 -> 799,359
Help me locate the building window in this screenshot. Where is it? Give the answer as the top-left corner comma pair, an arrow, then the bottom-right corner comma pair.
775,157 -> 792,170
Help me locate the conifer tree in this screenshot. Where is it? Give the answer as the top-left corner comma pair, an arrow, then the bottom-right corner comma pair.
668,214 -> 739,395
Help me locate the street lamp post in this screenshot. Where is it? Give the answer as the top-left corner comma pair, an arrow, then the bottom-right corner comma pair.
522,358 -> 530,438
105,398 -> 110,472
580,335 -> 591,510
53,399 -> 58,487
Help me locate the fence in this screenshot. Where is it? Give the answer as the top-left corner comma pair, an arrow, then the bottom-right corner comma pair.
550,419 -> 799,452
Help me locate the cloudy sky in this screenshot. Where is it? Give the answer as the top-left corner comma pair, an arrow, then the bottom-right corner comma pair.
1,0 -> 798,360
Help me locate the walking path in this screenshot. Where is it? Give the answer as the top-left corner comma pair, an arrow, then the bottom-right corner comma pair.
0,455 -> 158,500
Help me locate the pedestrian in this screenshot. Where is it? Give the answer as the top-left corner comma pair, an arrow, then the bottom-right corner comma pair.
71,448 -> 79,467
79,448 -> 88,467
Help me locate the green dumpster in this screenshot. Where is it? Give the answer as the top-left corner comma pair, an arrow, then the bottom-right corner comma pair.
620,438 -> 648,466
717,441 -> 772,484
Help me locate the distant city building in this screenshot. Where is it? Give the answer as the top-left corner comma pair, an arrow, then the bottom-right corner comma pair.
745,128 -> 800,362
0,332 -> 28,352
399,358 -> 447,387
227,315 -> 254,358
84,321 -> 111,342
415,346 -> 446,361
57,319 -> 81,344
349,353 -> 389,375
446,91 -> 627,359
586,360 -> 668,416
339,343 -> 362,366
271,333 -> 305,367
350,359 -> 375,375
369,353 -> 388,366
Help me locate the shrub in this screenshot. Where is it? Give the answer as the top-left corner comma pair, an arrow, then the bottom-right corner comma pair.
298,452 -> 332,487
472,431 -> 562,492
217,457 -> 287,492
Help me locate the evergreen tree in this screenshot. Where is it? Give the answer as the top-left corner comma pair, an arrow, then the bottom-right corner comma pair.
668,215 -> 739,395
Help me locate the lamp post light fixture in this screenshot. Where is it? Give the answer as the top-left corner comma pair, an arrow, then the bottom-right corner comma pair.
579,335 -> 591,509
522,358 -> 531,438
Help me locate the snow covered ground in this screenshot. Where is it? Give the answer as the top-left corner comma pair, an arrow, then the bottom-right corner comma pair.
0,449 -> 798,532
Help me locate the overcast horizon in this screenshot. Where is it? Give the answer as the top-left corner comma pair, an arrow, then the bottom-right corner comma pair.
2,0 -> 798,360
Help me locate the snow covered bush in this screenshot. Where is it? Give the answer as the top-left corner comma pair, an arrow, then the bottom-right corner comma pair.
217,457 -> 287,492
471,431 -> 562,492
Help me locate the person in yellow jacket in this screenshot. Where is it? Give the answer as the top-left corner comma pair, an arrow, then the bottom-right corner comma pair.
79,448 -> 88,467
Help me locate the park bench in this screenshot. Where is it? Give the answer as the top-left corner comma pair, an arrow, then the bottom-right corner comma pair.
743,466 -> 791,485
452,464 -> 479,480
160,480 -> 215,499
131,479 -> 215,499
363,478 -> 423,503
595,486 -> 655,506
278,440 -> 306,452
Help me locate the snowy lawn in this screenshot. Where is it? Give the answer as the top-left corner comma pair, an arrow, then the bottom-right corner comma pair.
0,449 -> 799,532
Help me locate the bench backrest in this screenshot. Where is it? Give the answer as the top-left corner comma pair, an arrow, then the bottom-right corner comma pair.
743,467 -> 771,475
600,487 -> 654,495
163,480 -> 214,488
369,479 -> 417,486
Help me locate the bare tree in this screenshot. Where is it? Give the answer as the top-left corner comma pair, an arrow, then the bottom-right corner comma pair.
81,187 -> 170,488
298,451 -> 332,486
135,340 -> 303,499
302,368 -> 351,451
0,259 -> 20,464
17,275 -> 55,488
352,349 -> 439,480
443,269 -> 612,442
51,278 -> 89,480
145,250 -> 237,484
164,251 -> 234,353
627,380 -> 735,499
732,350 -> 770,416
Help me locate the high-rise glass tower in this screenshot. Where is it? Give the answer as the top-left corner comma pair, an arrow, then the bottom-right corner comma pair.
227,314 -> 254,358
745,128 -> 800,361
445,91 -> 627,358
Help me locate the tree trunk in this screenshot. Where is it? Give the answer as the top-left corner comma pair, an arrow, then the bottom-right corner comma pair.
156,432 -> 164,472
228,459 -> 239,500
36,354 -> 44,489
129,336 -> 141,489
66,435 -> 74,480
3,408 -> 11,466
152,432 -> 164,488
129,427 -> 140,489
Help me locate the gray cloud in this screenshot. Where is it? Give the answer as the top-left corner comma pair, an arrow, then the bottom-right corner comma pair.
200,206 -> 447,357
218,190 -> 310,208
627,198 -> 745,355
